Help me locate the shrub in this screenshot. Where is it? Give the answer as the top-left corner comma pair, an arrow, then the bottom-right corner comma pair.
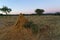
24,21 -> 38,34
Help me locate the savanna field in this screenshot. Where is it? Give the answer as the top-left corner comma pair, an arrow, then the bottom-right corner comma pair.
0,15 -> 60,40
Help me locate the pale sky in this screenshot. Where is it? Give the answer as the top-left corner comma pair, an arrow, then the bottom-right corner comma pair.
0,0 -> 60,14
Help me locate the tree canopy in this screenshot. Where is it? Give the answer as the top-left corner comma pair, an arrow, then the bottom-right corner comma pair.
35,9 -> 44,15
0,6 -> 12,15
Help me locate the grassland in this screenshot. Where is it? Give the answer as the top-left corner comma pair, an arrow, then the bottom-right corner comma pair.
0,15 -> 60,40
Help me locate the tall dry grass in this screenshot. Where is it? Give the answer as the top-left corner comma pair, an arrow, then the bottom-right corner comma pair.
0,14 -> 51,40
1,14 -> 36,40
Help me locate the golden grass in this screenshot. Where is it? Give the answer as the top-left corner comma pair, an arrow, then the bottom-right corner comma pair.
0,15 -> 58,40
1,14 -> 36,40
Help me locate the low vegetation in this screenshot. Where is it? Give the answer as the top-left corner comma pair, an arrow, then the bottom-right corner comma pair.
24,21 -> 38,34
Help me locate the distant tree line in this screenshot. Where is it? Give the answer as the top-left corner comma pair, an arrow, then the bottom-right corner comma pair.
55,12 -> 60,15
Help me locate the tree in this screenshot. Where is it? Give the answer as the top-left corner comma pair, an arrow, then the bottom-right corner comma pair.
35,9 -> 44,15
0,6 -> 12,15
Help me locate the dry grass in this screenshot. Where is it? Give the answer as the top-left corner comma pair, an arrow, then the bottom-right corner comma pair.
0,15 -> 60,40
0,14 -> 36,40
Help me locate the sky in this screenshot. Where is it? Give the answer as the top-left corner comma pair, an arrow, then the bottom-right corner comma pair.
0,0 -> 60,14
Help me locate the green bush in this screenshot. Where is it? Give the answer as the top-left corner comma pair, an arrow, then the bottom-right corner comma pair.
24,21 -> 38,34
